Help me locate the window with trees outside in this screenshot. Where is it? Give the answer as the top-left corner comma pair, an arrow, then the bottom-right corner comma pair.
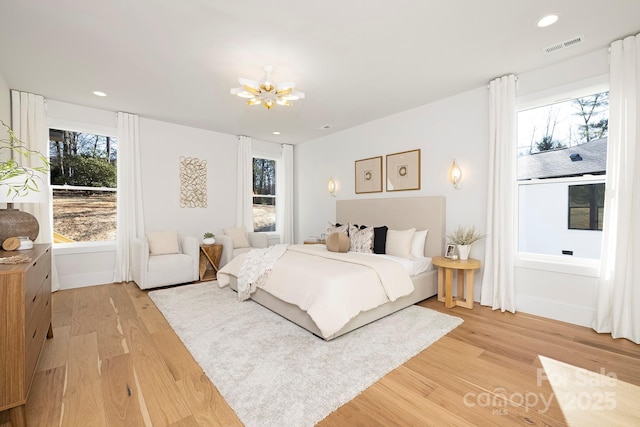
49,129 -> 117,243
253,157 -> 276,232
517,89 -> 608,260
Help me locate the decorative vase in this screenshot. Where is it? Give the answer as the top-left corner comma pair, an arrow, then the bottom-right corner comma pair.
457,244 -> 471,261
203,237 -> 215,245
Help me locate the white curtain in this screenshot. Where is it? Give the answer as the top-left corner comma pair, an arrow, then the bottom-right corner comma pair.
113,112 -> 145,283
11,90 -> 60,292
236,135 -> 254,231
280,144 -> 294,243
592,34 -> 640,344
480,75 -> 517,312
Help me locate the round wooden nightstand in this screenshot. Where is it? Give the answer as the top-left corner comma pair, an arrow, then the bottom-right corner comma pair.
432,256 -> 481,309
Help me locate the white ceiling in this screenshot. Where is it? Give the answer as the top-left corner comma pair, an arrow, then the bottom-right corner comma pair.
1,1 -> 639,144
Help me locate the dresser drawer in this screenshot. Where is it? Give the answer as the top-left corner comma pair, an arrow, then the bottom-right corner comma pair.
41,284 -> 52,339
25,320 -> 46,390
25,283 -> 44,352
24,253 -> 50,311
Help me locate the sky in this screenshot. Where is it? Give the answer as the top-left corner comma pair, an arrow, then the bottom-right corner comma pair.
517,92 -> 608,156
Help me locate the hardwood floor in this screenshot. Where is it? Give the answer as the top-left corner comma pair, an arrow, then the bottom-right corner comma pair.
1,282 -> 639,426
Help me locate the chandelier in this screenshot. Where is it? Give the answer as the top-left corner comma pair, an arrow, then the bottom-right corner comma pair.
230,65 -> 305,109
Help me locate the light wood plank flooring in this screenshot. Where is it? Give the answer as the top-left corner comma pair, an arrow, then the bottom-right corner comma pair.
1,282 -> 639,426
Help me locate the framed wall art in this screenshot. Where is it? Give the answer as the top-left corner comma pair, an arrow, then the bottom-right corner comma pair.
354,156 -> 383,194
386,149 -> 421,191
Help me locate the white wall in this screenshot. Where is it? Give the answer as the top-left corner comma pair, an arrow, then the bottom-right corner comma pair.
296,46 -> 611,327
296,86 -> 490,302
137,118 -> 237,237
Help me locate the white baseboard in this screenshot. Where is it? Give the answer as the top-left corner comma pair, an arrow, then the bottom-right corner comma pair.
516,295 -> 595,328
58,271 -> 114,290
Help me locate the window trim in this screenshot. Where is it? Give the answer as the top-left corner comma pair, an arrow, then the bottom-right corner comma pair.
48,120 -> 118,250
53,240 -> 116,255
252,151 -> 281,236
515,77 -> 609,272
514,252 -> 600,277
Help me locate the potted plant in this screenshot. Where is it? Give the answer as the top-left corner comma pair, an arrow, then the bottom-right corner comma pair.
446,225 -> 484,260
203,232 -> 215,245
1,121 -> 49,198
0,121 -> 50,246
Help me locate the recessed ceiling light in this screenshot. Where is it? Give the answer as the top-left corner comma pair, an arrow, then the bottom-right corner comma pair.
93,91 -> 107,97
272,131 -> 281,135
537,14 -> 558,28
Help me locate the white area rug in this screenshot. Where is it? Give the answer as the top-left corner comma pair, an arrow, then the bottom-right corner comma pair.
149,282 -> 463,427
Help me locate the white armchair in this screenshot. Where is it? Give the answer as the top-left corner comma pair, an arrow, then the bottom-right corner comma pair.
131,231 -> 200,290
216,227 -> 270,267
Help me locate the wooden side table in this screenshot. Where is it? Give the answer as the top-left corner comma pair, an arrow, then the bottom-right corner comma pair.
432,256 -> 481,309
199,244 -> 223,281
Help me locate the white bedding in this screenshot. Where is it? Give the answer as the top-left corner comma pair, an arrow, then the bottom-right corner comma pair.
346,251 -> 433,277
217,244 -> 415,338
294,245 -> 433,277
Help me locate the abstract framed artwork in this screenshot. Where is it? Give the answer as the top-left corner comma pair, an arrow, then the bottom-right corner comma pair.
179,156 -> 208,208
354,156 -> 383,194
386,149 -> 421,191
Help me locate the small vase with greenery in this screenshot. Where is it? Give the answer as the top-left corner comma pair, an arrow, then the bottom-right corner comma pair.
203,232 -> 215,244
447,225 -> 484,260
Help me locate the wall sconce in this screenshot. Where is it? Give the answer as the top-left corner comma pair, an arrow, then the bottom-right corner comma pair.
449,160 -> 462,189
328,177 -> 336,197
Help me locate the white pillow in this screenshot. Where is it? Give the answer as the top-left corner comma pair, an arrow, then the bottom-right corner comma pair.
147,230 -> 180,255
224,227 -> 250,248
411,229 -> 428,258
385,228 -> 416,259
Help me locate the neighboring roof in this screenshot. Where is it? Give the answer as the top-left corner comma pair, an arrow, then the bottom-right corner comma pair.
517,137 -> 607,180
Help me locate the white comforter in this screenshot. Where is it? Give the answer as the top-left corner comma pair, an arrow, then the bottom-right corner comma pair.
217,244 -> 414,337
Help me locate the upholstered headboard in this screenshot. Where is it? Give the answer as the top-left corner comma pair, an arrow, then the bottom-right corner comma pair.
336,196 -> 446,257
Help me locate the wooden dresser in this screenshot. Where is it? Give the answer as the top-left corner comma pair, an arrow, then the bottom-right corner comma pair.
0,244 -> 52,427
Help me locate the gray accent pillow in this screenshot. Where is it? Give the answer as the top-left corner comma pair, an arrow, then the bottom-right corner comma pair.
349,224 -> 374,254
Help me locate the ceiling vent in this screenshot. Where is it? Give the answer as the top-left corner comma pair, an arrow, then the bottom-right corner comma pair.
543,35 -> 584,54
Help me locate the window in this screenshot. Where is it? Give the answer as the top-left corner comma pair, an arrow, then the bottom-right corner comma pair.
252,157 -> 276,232
517,87 -> 608,260
568,183 -> 605,231
49,129 -> 117,243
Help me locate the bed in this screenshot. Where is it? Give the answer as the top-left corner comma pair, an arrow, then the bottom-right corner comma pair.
218,196 -> 445,340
